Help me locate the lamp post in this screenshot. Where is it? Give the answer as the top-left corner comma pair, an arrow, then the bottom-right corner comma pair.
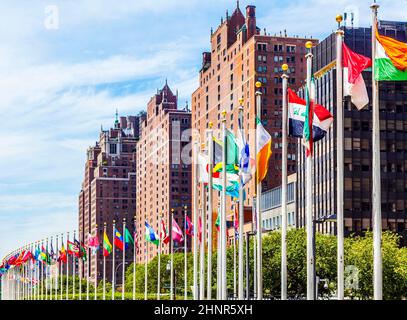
166,261 -> 177,300
313,214 -> 337,300
245,231 -> 256,300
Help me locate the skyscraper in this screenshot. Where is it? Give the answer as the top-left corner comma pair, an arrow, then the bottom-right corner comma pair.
136,82 -> 192,263
79,113 -> 141,284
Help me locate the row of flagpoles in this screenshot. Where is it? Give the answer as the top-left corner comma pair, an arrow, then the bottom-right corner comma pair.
2,3 -> 404,300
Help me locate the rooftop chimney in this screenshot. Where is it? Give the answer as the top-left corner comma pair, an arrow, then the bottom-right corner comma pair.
245,5 -> 256,39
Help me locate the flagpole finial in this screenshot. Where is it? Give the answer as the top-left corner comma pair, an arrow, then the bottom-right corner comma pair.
370,2 -> 380,10
255,81 -> 262,89
113,220 -> 116,224
221,110 -> 227,121
96,224 -> 98,228
305,41 -> 313,50
238,98 -> 244,105
282,64 -> 289,72
123,218 -> 126,222
336,14 -> 343,29
209,121 -> 213,129
104,222 -> 107,226
184,205 -> 188,210
201,143 -> 206,150
171,208 -> 174,213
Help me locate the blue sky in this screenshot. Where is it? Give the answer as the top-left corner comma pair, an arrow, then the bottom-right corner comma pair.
0,0 -> 405,258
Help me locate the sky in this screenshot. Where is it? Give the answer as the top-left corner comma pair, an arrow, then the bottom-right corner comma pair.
0,0 -> 405,259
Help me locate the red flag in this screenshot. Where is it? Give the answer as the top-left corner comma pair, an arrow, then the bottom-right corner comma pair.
343,43 -> 372,110
160,218 -> 170,245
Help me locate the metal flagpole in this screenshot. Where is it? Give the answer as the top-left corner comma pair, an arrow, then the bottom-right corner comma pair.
170,209 -> 175,300
133,217 -> 136,300
103,223 -> 107,300
305,41 -> 315,300
103,222 -> 107,300
86,233 -> 90,301
94,225 -> 98,300
253,197 -> 257,299
122,218 -> 126,300
255,81 -> 263,300
184,206 -> 188,300
79,234 -> 82,300
193,139 -> 199,300
281,64 -> 289,300
112,220 -> 116,300
66,233 -> 69,300
41,241 -> 44,300
60,234 -> 63,300
221,110 -> 227,300
237,98 -> 245,300
45,238 -> 48,300
144,238 -> 148,300
55,235 -> 58,300
157,215 -> 162,300
216,201 -> 221,300
233,210 -> 237,298
72,231 -> 76,299
335,15 -> 345,301
200,167 -> 206,300
371,2 -> 382,300
207,122 -> 214,300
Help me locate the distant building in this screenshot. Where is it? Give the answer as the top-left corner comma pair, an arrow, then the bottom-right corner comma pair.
79,113 -> 141,284
296,22 -> 407,237
135,82 -> 192,263
191,3 -> 318,244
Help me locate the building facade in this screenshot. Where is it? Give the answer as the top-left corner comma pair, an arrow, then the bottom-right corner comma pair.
136,82 -> 192,263
191,3 -> 318,240
296,21 -> 407,237
79,114 -> 140,284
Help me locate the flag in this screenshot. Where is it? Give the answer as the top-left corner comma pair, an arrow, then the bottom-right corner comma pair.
58,245 -> 67,264
185,215 -> 194,236
198,215 -> 202,243
215,212 -> 220,232
303,82 -> 314,157
288,88 -> 333,152
80,242 -> 87,261
213,130 -> 239,174
199,151 -> 239,198
87,233 -> 100,255
145,221 -> 160,246
236,119 -> 253,185
172,218 -> 184,244
375,29 -> 407,81
124,227 -> 134,249
114,228 -> 124,251
212,136 -> 223,167
160,218 -> 170,245
343,43 -> 372,110
134,228 -> 140,254
198,153 -> 209,183
256,117 -> 272,182
103,231 -> 113,257
67,240 -> 79,257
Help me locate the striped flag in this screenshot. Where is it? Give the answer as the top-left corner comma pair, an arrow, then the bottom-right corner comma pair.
375,28 -> 407,81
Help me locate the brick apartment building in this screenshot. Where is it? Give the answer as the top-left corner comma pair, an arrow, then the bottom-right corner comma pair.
79,114 -> 141,284
136,82 -> 192,263
191,3 -> 318,240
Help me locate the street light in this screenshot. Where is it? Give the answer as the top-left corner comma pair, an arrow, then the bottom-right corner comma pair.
166,261 -> 177,300
114,262 -> 129,292
245,231 -> 256,300
313,214 -> 337,299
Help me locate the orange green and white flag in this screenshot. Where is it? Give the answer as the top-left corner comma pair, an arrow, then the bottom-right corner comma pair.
375,30 -> 407,81
256,117 -> 272,183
